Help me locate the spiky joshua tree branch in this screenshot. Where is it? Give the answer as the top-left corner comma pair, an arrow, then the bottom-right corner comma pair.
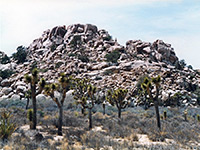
141,75 -> 161,129
44,73 -> 72,135
106,88 -> 128,118
24,68 -> 46,129
72,78 -> 97,130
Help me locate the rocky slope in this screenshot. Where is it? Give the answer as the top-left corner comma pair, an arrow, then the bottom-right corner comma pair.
0,24 -> 199,107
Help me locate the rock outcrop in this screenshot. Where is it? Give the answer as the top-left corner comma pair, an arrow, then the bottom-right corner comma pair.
0,23 -> 199,108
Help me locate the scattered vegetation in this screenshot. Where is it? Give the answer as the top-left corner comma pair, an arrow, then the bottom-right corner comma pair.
50,43 -> 57,52
72,78 -> 97,129
12,46 -> 27,64
0,109 -> 16,141
141,75 -> 162,129
78,54 -> 89,63
105,50 -> 121,63
106,88 -> 129,118
24,68 -> 46,129
103,69 -> 114,75
0,54 -> 10,64
27,109 -> 33,128
44,73 -> 72,135
0,69 -> 14,79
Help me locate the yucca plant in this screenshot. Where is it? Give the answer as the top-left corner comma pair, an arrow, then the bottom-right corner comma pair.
197,114 -> 200,122
72,78 -> 90,115
0,110 -> 16,141
24,68 -> 46,129
44,73 -> 72,135
141,75 -> 162,129
27,109 -> 33,129
72,78 -> 97,129
106,88 -> 128,118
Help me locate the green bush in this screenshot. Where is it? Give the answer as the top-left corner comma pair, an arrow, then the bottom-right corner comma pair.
50,43 -> 57,52
0,110 -> 16,141
105,50 -> 120,63
68,53 -> 76,57
103,70 -> 114,75
0,69 -> 14,79
12,46 -> 27,64
55,62 -> 64,68
1,55 -> 10,64
78,54 -> 89,62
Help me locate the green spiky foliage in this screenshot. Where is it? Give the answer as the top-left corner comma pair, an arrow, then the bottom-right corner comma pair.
96,89 -> 107,115
72,78 -> 97,129
72,78 -> 90,115
27,109 -> 33,122
136,75 -> 151,109
106,88 -> 128,118
141,75 -> 162,129
197,114 -> 200,122
44,73 -> 72,135
24,68 -> 46,129
25,90 -> 31,109
0,110 -> 16,141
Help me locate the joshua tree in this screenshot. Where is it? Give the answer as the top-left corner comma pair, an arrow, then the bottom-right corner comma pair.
44,73 -> 72,135
72,78 -> 90,115
106,88 -> 128,118
141,75 -> 161,129
24,68 -> 46,129
72,78 -> 97,129
96,89 -> 107,115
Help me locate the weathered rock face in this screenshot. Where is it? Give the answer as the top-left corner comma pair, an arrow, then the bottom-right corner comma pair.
126,39 -> 178,65
0,23 -> 199,107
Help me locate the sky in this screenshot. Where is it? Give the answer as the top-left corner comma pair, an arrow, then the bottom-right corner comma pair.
0,0 -> 200,68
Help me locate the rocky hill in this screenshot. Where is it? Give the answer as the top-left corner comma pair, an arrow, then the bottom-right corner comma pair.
0,24 -> 199,108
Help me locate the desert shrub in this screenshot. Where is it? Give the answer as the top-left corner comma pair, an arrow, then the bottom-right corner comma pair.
136,75 -> 150,90
103,69 -> 114,75
55,62 -> 64,68
12,46 -> 27,64
0,110 -> 16,141
179,59 -> 186,67
188,65 -> 193,70
1,55 -> 10,64
50,43 -> 57,52
78,54 -> 89,62
80,130 -> 114,149
105,50 -> 120,63
68,53 -> 76,57
0,69 -> 14,79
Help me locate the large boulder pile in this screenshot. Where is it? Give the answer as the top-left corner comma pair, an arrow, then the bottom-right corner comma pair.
0,23 -> 199,108
126,39 -> 178,65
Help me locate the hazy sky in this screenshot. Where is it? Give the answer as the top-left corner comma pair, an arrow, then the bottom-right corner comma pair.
0,0 -> 200,68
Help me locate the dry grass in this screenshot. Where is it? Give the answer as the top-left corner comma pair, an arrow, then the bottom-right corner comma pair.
0,106 -> 200,149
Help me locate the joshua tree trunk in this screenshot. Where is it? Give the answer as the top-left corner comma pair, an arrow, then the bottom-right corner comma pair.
103,103 -> 105,115
88,108 -> 92,130
31,84 -> 37,130
26,97 -> 30,110
81,107 -> 85,115
154,100 -> 161,129
118,107 -> 121,118
58,106 -> 63,136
